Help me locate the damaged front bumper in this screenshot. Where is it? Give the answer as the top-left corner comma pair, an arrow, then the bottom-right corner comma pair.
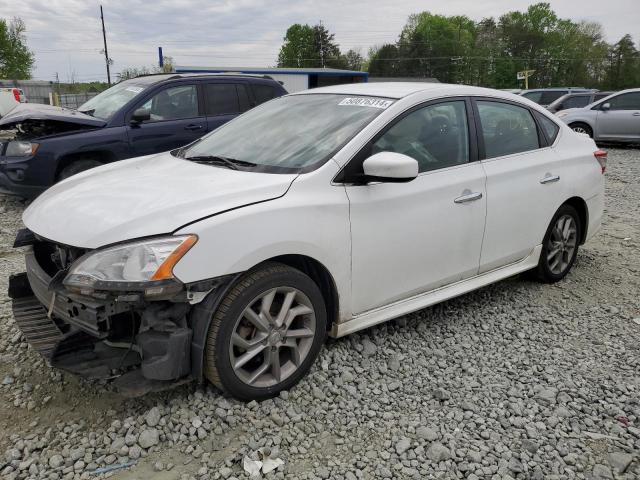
8,231 -> 233,396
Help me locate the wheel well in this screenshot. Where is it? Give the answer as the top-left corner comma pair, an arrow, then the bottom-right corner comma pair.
55,151 -> 116,180
563,196 -> 589,244
568,121 -> 592,131
266,255 -> 339,331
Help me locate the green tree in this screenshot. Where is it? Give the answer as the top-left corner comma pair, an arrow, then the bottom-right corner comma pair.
368,44 -> 401,76
605,35 -> 640,89
0,17 -> 34,79
343,49 -> 364,71
277,23 -> 346,68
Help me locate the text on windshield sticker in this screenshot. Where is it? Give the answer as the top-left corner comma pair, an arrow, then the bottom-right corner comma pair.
338,97 -> 393,109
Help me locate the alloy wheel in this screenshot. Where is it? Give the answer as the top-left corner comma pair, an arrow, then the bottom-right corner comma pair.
229,287 -> 316,388
546,214 -> 577,275
572,126 -> 588,134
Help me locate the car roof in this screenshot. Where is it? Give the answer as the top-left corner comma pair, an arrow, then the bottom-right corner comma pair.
124,73 -> 276,85
291,82 -> 521,100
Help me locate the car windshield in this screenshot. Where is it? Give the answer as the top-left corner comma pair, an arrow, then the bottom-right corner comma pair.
78,82 -> 146,120
178,94 -> 392,172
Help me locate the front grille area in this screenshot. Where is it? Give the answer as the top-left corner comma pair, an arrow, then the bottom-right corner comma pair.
11,295 -> 63,360
32,239 -> 87,277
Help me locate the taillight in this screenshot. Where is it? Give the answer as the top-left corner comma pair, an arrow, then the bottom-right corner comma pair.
594,149 -> 607,174
11,88 -> 20,102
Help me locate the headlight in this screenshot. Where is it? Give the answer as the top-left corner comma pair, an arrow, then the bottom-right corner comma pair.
63,235 -> 197,291
556,112 -> 568,118
6,141 -> 39,157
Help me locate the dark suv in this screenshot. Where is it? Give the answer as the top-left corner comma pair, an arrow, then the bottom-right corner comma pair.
0,73 -> 287,197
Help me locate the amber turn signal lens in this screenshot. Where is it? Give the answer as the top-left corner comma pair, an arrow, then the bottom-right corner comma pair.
151,235 -> 198,280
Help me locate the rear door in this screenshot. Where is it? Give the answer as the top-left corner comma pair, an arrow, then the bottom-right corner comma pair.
596,92 -> 640,141
203,82 -> 252,132
474,98 -> 566,272
126,83 -> 206,156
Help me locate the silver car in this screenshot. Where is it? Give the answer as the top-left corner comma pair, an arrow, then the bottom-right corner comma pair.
557,88 -> 640,143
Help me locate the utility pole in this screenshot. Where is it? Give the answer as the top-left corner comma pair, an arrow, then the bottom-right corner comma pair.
100,5 -> 111,85
318,20 -> 325,68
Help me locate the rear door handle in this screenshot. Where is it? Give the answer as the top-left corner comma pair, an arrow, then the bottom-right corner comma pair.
454,191 -> 483,204
185,124 -> 204,131
540,175 -> 560,184
632,112 -> 640,116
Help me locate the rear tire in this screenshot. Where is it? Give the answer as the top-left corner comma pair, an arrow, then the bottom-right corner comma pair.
57,159 -> 102,181
569,122 -> 593,138
204,262 -> 326,401
535,204 -> 581,283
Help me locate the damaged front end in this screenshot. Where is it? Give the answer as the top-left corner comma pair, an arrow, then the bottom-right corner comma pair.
8,229 -> 230,397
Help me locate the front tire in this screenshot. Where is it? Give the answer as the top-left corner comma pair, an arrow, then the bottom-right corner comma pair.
535,204 -> 581,283
569,122 -> 593,138
204,263 -> 326,401
57,159 -> 102,181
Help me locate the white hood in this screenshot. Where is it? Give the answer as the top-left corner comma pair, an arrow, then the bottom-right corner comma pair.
23,152 -> 297,248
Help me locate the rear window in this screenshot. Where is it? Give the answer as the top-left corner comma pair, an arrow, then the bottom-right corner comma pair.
535,112 -> 560,144
252,84 -> 278,105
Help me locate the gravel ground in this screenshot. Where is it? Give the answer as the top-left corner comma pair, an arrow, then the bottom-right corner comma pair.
0,148 -> 639,480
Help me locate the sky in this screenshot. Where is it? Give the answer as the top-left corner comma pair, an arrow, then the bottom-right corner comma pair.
2,0 -> 639,83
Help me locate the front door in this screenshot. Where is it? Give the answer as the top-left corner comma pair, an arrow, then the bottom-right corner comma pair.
127,84 -> 206,156
346,99 -> 487,314
596,92 -> 640,141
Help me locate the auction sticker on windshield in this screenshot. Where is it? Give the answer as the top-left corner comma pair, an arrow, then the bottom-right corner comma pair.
338,97 -> 393,109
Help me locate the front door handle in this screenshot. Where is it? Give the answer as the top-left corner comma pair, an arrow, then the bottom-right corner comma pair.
185,124 -> 204,131
454,191 -> 483,204
540,175 -> 560,184
632,112 -> 640,116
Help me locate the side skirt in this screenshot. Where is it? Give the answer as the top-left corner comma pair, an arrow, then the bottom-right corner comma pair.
330,245 -> 542,338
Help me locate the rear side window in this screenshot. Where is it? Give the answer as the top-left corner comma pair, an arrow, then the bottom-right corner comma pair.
252,84 -> 277,105
563,95 -> 591,109
535,112 -> 560,144
477,101 -> 539,159
205,83 -> 241,116
539,91 -> 567,105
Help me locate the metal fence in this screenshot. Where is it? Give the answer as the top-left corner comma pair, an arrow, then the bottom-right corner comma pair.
58,92 -> 99,109
0,79 -> 53,105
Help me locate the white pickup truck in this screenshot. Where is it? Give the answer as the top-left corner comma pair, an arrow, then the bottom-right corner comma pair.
0,87 -> 26,117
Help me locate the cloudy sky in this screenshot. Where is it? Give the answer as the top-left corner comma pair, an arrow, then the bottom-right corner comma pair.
2,0 -> 638,83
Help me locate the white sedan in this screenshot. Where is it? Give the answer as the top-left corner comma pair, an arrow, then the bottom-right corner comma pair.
9,83 -> 605,400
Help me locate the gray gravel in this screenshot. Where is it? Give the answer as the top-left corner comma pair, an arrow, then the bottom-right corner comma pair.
0,148 -> 639,479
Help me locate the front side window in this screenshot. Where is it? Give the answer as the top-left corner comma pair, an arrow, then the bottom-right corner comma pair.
179,94 -> 390,172
140,85 -> 199,122
606,92 -> 640,110
371,101 -> 469,173
477,101 -> 539,159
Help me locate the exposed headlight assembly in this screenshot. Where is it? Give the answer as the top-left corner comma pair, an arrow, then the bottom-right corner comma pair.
556,112 -> 568,118
63,235 -> 197,294
6,141 -> 39,157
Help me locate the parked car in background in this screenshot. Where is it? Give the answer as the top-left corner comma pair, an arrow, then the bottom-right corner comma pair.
547,91 -> 616,113
520,88 -> 593,107
0,73 -> 286,197
9,83 -> 605,400
556,88 -> 640,143
0,87 -> 26,117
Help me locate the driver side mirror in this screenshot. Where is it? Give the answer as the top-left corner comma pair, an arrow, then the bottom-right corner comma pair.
360,152 -> 419,183
130,108 -> 151,123
601,102 -> 611,111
